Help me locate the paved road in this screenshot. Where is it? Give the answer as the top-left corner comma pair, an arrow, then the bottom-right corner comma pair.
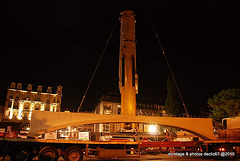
84,153 -> 239,161
1,154 -> 239,161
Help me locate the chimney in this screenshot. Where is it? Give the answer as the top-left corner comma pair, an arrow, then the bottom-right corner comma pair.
17,83 -> 22,90
10,82 -> 16,89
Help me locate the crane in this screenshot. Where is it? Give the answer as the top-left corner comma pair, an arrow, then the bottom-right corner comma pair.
119,10 -> 138,131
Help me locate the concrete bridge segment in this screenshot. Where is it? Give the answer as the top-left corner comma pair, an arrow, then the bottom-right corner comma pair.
29,111 -> 216,140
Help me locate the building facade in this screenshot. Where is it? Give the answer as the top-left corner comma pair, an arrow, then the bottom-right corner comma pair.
3,82 -> 62,124
94,93 -> 166,133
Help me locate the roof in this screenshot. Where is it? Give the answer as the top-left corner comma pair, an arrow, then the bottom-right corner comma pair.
96,92 -> 164,109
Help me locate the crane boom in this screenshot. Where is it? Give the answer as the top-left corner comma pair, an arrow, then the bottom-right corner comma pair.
119,10 -> 138,131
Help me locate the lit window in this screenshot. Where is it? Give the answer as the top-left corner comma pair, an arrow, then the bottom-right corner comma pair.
35,104 -> 40,110
104,106 -> 112,114
104,109 -> 111,115
103,124 -> 110,132
24,103 -> 30,110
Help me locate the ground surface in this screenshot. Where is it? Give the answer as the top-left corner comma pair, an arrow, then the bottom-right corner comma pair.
1,154 -> 239,161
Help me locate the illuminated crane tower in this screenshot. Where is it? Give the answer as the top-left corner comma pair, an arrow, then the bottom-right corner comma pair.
119,10 -> 138,131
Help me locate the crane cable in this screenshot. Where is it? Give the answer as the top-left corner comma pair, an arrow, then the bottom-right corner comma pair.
77,21 -> 117,112
141,0 -> 190,117
77,1 -> 127,112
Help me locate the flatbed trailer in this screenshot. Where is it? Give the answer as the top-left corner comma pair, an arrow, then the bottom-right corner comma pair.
203,140 -> 240,154
140,140 -> 201,148
140,140 -> 201,153
0,137 -> 140,161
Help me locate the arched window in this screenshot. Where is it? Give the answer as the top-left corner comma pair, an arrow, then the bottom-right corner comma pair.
35,103 -> 40,110
24,102 -> 30,110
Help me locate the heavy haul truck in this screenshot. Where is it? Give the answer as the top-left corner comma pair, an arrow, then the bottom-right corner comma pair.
0,117 -> 239,160
0,137 -> 140,161
1,9 -> 239,161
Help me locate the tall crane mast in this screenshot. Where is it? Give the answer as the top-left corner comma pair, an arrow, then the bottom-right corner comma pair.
119,10 -> 138,131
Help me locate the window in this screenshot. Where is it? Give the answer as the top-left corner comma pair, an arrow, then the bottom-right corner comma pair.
24,103 -> 30,110
103,109 -> 111,115
35,104 -> 40,110
7,101 -> 12,108
35,97 -> 40,101
103,105 -> 112,115
26,93 -> 31,100
118,108 -> 121,115
21,111 -> 29,120
8,91 -> 13,99
45,105 -> 50,111
223,119 -> 227,129
103,124 -> 110,132
13,101 -> 18,109
116,123 -> 120,130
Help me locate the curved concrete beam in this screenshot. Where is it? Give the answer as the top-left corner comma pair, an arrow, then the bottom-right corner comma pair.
29,111 -> 216,140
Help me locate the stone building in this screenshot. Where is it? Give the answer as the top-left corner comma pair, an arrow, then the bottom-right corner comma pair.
3,82 -> 62,124
94,92 -> 166,133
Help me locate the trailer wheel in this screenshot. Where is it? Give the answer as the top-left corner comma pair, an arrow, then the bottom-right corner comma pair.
64,146 -> 83,161
39,146 -> 59,161
10,146 -> 34,161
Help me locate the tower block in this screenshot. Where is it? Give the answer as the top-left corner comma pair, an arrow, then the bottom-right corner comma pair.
119,10 -> 138,131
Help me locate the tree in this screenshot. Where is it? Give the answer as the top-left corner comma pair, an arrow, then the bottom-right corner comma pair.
165,74 -> 183,116
208,88 -> 240,122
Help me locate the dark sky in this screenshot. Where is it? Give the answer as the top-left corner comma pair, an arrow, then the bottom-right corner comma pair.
1,0 -> 239,114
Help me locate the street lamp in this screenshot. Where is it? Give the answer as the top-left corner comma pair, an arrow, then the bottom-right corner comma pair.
148,124 -> 157,133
